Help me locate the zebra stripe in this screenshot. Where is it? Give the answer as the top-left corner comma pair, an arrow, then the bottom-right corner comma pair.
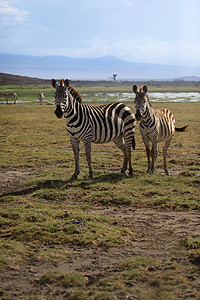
52,79 -> 136,179
133,84 -> 187,175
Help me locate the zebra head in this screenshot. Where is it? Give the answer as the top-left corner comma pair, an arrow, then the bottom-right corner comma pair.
132,84 -> 148,121
52,78 -> 70,118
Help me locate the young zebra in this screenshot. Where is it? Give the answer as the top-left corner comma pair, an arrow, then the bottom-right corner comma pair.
38,91 -> 45,105
132,84 -> 188,175
0,92 -> 17,104
52,78 -> 136,180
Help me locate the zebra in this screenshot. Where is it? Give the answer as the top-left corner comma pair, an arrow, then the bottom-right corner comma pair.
52,78 -> 136,180
132,84 -> 188,175
38,91 -> 45,105
0,92 -> 17,104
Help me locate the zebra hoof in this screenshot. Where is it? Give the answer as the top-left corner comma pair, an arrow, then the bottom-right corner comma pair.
88,171 -> 93,179
148,169 -> 155,175
71,175 -> 78,181
88,174 -> 93,180
125,169 -> 134,177
129,169 -> 133,176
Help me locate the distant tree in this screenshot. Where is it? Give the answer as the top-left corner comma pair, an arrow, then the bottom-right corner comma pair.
109,74 -> 118,81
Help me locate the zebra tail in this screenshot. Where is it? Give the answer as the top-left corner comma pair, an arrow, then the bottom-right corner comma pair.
132,135 -> 136,150
175,125 -> 188,132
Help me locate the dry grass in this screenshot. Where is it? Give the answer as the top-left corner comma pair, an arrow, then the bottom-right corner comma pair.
0,99 -> 199,299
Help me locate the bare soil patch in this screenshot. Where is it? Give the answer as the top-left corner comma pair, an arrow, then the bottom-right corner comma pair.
1,207 -> 200,299
0,166 -> 51,196
0,167 -> 200,299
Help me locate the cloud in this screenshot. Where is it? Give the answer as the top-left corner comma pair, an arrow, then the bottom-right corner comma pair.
122,0 -> 134,6
46,37 -> 200,66
0,0 -> 28,25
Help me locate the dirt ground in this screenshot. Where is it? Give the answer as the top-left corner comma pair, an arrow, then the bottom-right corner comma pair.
0,168 -> 200,299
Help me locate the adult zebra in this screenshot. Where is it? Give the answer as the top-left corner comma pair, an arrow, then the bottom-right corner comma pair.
0,92 -> 17,104
52,78 -> 136,179
132,84 -> 188,175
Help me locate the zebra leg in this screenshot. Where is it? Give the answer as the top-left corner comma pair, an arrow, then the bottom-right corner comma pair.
127,151 -> 133,175
142,138 -> 151,173
163,138 -> 172,175
70,138 -> 80,180
83,139 -> 93,179
114,135 -> 128,173
125,139 -> 133,175
151,141 -> 158,175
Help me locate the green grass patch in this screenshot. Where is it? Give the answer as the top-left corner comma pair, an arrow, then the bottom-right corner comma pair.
182,238 -> 200,250
0,198 -> 133,267
39,271 -> 88,287
0,203 -> 128,245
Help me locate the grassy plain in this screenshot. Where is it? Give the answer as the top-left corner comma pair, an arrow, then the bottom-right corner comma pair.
0,87 -> 200,299
0,81 -> 200,103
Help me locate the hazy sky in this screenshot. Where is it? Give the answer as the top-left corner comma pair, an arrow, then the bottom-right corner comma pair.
0,0 -> 200,66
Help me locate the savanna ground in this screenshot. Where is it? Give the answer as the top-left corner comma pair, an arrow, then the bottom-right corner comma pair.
0,83 -> 200,300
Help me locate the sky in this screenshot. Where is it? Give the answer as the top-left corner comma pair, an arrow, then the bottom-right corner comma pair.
0,0 -> 200,66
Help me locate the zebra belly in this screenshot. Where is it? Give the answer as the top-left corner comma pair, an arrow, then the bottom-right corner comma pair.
91,128 -> 121,144
91,119 -> 123,143
140,117 -> 174,143
66,122 -> 92,140
158,119 -> 175,142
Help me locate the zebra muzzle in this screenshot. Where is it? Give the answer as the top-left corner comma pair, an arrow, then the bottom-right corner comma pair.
55,106 -> 63,118
135,110 -> 142,121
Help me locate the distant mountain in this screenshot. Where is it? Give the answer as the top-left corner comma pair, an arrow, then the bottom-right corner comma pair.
175,76 -> 200,81
0,53 -> 200,80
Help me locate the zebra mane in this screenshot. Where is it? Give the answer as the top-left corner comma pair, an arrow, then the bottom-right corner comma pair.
60,78 -> 65,86
68,85 -> 82,103
140,86 -> 152,107
146,94 -> 152,107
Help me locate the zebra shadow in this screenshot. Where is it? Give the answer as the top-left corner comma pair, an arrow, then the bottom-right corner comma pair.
0,180 -> 68,198
81,172 -> 126,184
0,173 -> 127,198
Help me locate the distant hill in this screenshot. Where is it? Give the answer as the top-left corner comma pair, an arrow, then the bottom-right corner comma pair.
0,72 -> 50,85
175,76 -> 200,81
0,53 -> 200,80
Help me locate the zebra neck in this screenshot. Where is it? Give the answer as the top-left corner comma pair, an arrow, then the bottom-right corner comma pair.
141,103 -> 152,122
64,97 -> 80,120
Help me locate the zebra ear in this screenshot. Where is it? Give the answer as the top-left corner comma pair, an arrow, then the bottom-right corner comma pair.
143,85 -> 148,93
64,79 -> 70,87
51,79 -> 59,89
132,84 -> 138,93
